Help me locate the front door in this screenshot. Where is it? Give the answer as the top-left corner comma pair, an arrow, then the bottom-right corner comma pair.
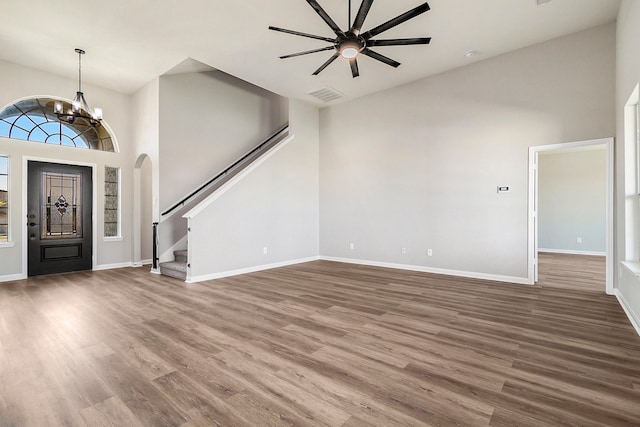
27,161 -> 92,276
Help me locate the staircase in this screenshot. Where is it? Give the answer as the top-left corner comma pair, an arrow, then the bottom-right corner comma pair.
154,124 -> 290,282
159,250 -> 188,281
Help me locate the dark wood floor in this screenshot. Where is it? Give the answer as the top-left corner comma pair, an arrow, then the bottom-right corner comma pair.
537,251 -> 606,293
1,254 -> 639,426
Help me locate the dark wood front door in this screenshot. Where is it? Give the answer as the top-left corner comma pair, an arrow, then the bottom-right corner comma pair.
27,161 -> 93,276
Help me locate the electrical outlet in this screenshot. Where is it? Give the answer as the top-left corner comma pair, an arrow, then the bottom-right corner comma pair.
263,247 -> 268,254
427,249 -> 433,256
349,242 -> 355,250
577,237 -> 582,243
401,247 -> 406,254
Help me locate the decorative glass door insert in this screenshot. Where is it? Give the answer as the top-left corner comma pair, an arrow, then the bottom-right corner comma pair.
28,161 -> 92,276
41,171 -> 82,239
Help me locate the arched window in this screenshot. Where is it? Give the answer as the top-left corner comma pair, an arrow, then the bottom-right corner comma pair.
0,98 -> 114,152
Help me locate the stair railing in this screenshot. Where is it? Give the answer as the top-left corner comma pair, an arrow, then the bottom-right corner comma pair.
153,124 -> 290,272
152,222 -> 159,271
161,123 -> 289,218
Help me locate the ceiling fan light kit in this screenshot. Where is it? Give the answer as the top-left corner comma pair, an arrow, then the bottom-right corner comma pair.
269,0 -> 432,78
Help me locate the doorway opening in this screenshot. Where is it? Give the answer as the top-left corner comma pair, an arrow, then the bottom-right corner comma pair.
528,138 -> 614,294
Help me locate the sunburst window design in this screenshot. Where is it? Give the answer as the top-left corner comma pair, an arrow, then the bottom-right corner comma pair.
0,98 -> 114,151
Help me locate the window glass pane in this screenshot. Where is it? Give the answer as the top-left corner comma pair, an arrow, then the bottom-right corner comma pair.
29,127 -> 48,142
40,122 -> 61,135
15,115 -> 35,131
44,134 -> 62,145
30,115 -> 46,125
61,124 -> 79,138
9,127 -> 28,140
72,136 -> 88,149
61,136 -> 76,147
104,167 -> 119,237
0,156 -> 7,243
0,120 -> 11,137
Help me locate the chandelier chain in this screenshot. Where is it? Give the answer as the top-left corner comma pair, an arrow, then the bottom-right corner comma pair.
78,51 -> 82,93
75,48 -> 85,93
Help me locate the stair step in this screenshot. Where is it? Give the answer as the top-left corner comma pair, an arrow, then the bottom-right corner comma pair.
174,250 -> 188,263
160,261 -> 187,281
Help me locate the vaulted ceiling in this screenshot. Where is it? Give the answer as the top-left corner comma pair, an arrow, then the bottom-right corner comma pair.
0,0 -> 621,106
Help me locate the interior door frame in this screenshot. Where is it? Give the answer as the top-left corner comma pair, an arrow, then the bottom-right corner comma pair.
22,156 -> 97,276
527,137 -> 614,294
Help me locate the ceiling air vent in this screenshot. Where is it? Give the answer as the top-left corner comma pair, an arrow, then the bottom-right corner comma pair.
307,86 -> 344,103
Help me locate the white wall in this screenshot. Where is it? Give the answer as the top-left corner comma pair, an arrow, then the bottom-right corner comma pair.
132,78 -> 160,222
319,23 -> 615,282
159,70 -> 288,213
140,155 -> 153,262
157,70 -> 288,256
0,59 -> 133,279
538,147 -> 606,254
187,100 -> 319,280
616,0 -> 640,333
131,79 -> 160,266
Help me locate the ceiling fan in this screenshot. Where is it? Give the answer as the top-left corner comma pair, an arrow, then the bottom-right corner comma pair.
269,0 -> 431,78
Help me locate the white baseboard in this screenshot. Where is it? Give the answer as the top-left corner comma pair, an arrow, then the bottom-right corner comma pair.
538,248 -> 606,256
132,259 -> 153,267
2,261 -> 147,280
614,289 -> 640,337
187,256 -> 320,283
0,273 -> 27,283
319,256 -> 531,285
94,262 -> 135,271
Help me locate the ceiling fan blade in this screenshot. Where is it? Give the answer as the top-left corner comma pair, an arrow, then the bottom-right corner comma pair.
368,37 -> 431,47
351,0 -> 374,35
361,2 -> 430,40
306,0 -> 345,37
280,46 -> 336,59
362,48 -> 401,68
269,26 -> 336,43
350,58 -> 360,78
312,52 -> 340,75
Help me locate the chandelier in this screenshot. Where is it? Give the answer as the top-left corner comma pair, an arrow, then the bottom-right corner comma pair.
54,48 -> 102,126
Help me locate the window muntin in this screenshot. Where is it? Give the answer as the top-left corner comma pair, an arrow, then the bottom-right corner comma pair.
104,166 -> 120,238
0,98 -> 114,151
0,156 -> 8,243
